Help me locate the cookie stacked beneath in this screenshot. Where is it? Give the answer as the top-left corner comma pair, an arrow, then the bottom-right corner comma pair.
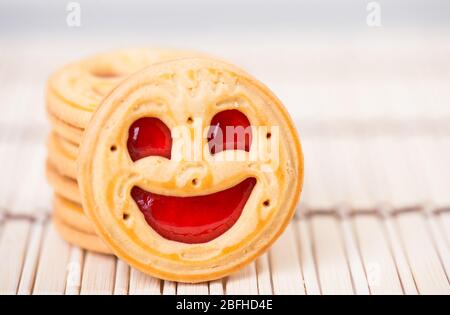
46,49 -> 198,254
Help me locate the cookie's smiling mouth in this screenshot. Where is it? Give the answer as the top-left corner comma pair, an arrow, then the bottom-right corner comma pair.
131,178 -> 257,244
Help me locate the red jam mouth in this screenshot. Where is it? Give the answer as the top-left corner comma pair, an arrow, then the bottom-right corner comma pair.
131,178 -> 256,244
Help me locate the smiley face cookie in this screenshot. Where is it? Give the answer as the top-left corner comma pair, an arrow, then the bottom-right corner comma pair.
78,58 -> 303,282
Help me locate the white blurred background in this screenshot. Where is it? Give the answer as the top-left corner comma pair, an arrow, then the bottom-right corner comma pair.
1,0 -> 450,124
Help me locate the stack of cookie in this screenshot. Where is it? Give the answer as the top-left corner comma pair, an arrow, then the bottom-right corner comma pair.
45,50 -> 303,282
45,49 -> 198,254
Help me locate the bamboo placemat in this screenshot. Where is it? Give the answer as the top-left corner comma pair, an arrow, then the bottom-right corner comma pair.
0,126 -> 449,295
0,209 -> 449,295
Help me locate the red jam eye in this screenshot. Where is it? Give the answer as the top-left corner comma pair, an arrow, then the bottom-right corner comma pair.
207,110 -> 252,155
127,117 -> 172,161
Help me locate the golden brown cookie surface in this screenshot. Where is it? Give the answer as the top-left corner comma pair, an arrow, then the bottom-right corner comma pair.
47,111 -> 84,145
47,133 -> 78,179
47,48 -> 205,129
46,160 -> 80,204
53,194 -> 95,234
53,216 -> 112,254
78,58 -> 303,282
